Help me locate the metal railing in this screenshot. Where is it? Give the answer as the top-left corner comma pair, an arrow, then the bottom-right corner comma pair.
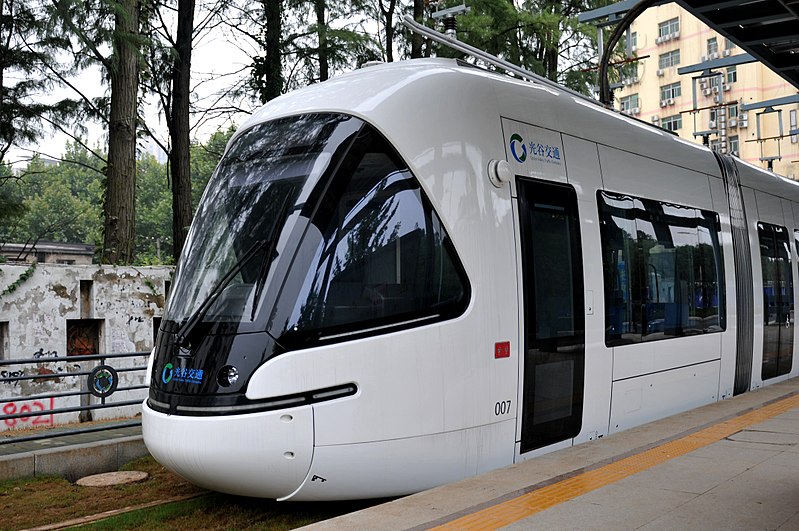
0,351 -> 149,445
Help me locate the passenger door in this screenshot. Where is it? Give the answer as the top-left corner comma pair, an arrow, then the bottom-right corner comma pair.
516,178 -> 585,454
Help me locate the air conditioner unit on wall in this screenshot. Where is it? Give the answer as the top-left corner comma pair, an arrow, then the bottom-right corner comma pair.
661,100 -> 668,107
714,95 -> 722,104
729,118 -> 738,127
703,88 -> 712,96
657,69 -> 665,77
723,84 -> 731,91
672,31 -> 680,39
652,116 -> 660,122
700,55 -> 708,63
656,36 -> 663,44
723,49 -> 731,57
739,119 -> 748,128
713,86 -> 720,94
632,107 -> 640,115
710,52 -> 719,60
667,98 -> 674,105
709,120 -> 717,129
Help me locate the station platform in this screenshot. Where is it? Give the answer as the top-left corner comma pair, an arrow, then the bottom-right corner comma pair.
304,377 -> 799,530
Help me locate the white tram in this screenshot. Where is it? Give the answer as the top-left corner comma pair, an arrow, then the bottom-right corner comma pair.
142,57 -> 798,501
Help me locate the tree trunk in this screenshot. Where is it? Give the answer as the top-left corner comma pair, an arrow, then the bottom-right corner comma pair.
379,0 -> 396,62
103,0 -> 139,264
410,0 -> 423,59
170,0 -> 195,261
254,0 -> 282,103
315,0 -> 328,81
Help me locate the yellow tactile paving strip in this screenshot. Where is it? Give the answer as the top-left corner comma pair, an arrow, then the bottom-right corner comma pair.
435,393 -> 799,530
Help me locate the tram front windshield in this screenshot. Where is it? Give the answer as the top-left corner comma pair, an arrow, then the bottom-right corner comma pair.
164,112 -> 469,350
165,114 -> 357,326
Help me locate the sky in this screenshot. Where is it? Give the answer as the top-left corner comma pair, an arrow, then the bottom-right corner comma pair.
7,22 -> 256,169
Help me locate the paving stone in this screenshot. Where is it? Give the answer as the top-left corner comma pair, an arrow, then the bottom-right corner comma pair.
76,470 -> 148,487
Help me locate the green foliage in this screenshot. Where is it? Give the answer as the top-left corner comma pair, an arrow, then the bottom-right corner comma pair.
447,0 -> 612,94
0,131 -> 230,266
0,260 -> 37,300
0,148 -> 104,248
190,126 -> 235,208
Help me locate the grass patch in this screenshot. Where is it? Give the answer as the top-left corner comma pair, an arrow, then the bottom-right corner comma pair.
74,493 -> 382,531
0,457 -> 386,530
0,457 -> 204,530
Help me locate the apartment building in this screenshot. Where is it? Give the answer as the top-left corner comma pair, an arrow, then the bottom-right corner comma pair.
612,4 -> 799,179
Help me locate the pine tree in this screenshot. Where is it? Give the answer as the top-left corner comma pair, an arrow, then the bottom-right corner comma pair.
50,0 -> 143,264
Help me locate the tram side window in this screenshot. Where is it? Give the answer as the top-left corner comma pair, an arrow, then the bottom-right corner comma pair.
597,190 -> 725,347
275,128 -> 470,349
759,223 -> 793,380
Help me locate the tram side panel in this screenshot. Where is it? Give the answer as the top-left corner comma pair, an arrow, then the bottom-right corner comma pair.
561,134 -> 613,447
596,145 -> 724,434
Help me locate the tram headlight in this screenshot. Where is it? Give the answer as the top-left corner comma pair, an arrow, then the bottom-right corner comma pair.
218,365 -> 240,387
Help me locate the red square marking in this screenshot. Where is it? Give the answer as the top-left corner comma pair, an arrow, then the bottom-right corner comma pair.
495,341 -> 510,359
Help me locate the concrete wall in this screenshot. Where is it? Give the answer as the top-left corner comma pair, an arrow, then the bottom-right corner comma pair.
0,264 -> 173,431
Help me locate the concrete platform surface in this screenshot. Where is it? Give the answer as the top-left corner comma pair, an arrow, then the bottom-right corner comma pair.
302,377 -> 799,530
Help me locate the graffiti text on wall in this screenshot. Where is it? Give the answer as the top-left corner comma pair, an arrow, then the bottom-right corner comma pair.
2,397 -> 55,428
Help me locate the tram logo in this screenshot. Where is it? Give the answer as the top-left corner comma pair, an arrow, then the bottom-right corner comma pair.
509,133 -> 527,163
161,362 -> 204,385
161,363 -> 174,384
510,132 -> 563,166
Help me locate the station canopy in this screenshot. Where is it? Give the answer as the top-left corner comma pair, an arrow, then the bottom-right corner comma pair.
579,0 -> 799,90
679,0 -> 799,90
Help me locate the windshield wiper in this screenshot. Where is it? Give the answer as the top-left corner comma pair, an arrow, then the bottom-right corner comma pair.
174,239 -> 270,349
174,195 -> 294,350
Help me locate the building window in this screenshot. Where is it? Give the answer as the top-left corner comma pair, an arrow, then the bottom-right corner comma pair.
725,37 -> 735,50
707,37 -> 718,56
660,82 -> 681,100
659,49 -> 680,69
727,66 -> 737,84
729,135 -> 740,155
630,31 -> 638,50
791,110 -> 797,144
619,94 -> 639,113
729,104 -> 739,119
622,62 -> 639,82
708,74 -> 722,90
710,109 -> 718,122
662,114 -> 682,131
658,18 -> 680,38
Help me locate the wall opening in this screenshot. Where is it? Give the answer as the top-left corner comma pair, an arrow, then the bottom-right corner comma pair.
0,322 -> 9,360
80,280 -> 93,319
66,319 -> 103,356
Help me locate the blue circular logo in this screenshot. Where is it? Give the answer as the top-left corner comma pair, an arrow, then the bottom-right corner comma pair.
510,133 -> 527,163
161,363 -> 173,384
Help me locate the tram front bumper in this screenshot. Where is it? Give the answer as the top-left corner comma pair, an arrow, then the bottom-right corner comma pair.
141,400 -> 314,499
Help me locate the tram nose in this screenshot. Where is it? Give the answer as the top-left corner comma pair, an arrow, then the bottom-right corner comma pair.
142,401 -> 314,499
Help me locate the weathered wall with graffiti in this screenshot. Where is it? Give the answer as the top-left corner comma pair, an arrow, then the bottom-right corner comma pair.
0,264 -> 173,431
